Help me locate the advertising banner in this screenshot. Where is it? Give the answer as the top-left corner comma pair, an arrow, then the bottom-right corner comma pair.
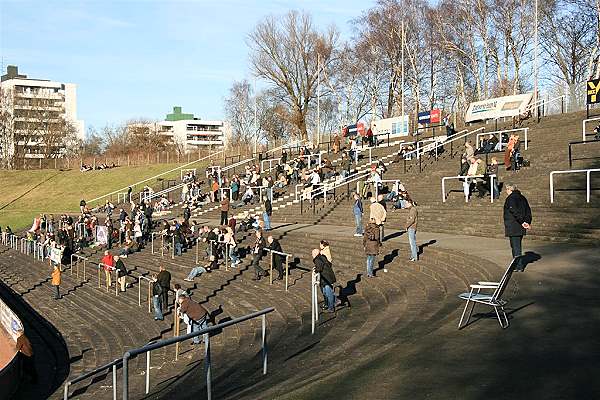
342,122 -> 366,137
587,79 -> 600,104
96,226 -> 108,245
417,109 -> 441,125
465,93 -> 533,122
372,115 -> 409,136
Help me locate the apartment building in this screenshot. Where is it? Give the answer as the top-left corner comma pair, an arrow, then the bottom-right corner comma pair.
0,65 -> 85,161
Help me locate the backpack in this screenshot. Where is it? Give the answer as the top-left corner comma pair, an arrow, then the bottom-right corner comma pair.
321,258 -> 337,285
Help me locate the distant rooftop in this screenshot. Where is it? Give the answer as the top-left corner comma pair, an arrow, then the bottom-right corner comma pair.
165,106 -> 196,121
1,65 -> 52,83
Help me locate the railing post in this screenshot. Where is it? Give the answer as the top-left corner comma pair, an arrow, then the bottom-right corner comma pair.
122,353 -> 130,400
145,350 -> 150,394
311,272 -> 315,335
587,170 -> 591,203
550,172 -> 555,203
204,333 -> 212,400
285,255 -> 289,292
262,314 -> 268,375
269,252 -> 273,285
441,178 -> 446,203
138,276 -> 141,306
569,144 -> 572,169
112,364 -> 117,400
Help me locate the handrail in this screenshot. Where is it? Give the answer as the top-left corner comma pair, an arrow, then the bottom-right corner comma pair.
63,358 -> 122,400
441,174 -> 497,203
550,168 -> 600,203
265,248 -> 292,290
121,307 -> 275,400
476,127 -> 529,151
88,151 -> 224,205
70,254 -> 88,280
582,116 -> 600,141
568,139 -> 600,168
141,182 -> 184,204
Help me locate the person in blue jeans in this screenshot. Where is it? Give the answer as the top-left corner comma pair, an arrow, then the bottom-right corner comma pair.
363,219 -> 381,277
312,249 -> 338,312
405,200 -> 419,261
152,278 -> 164,320
352,192 -> 363,237
178,295 -> 210,345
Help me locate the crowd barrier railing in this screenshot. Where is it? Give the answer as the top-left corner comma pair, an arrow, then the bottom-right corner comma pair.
476,127 -> 529,151
568,139 -> 600,168
265,249 -> 292,291
441,174 -> 497,204
550,168 -> 600,203
582,116 -> 600,141
70,254 -> 88,281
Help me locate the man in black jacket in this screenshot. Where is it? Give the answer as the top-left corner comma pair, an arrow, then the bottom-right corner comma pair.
267,235 -> 284,280
312,248 -> 337,312
156,265 -> 171,311
251,230 -> 268,280
503,184 -> 532,271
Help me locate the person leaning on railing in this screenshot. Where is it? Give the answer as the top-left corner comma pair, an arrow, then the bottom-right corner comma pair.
178,294 -> 210,345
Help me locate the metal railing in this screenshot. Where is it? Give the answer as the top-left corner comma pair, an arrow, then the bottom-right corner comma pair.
265,249 -> 292,291
121,307 -> 275,400
311,271 -> 320,335
97,263 -> 119,296
568,139 -> 600,168
70,254 -> 88,281
150,232 -> 166,257
476,127 -> 529,151
582,116 -> 600,141
137,275 -> 153,313
550,168 -> 600,203
441,174 -> 497,203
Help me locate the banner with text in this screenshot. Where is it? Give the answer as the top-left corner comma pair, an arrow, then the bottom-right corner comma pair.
465,93 -> 533,122
372,115 -> 410,136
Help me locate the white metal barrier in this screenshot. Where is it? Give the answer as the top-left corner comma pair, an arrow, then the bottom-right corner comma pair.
441,174 -> 497,203
260,158 -> 281,173
265,249 -> 291,291
550,168 -> 600,203
476,127 -> 529,151
180,168 -> 197,180
582,117 -> 600,142
70,254 -> 89,280
219,187 -> 233,202
150,232 -> 165,257
138,275 -> 153,313
311,271 -> 320,335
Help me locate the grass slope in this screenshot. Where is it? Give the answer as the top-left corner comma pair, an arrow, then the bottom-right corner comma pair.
0,163 -> 188,231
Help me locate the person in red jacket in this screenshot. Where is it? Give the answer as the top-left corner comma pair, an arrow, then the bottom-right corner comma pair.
101,250 -> 115,288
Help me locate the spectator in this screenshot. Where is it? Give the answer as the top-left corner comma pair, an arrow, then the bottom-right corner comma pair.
312,248 -> 337,313
101,250 -> 115,287
220,195 -> 230,226
363,218 -> 380,278
151,275 -> 164,321
333,133 -> 341,154
487,157 -> 500,199
224,229 -> 241,267
503,184 -> 532,271
79,199 -> 86,214
352,192 -> 364,237
184,256 -> 216,281
263,199 -> 272,231
267,235 -> 284,281
405,200 -> 419,261
51,264 -> 61,300
369,197 -> 387,242
319,240 -> 332,263
251,230 -> 268,281
504,134 -> 517,170
183,204 -> 191,224
157,265 -> 171,311
464,141 -> 475,159
178,294 -> 209,345
115,255 -> 128,292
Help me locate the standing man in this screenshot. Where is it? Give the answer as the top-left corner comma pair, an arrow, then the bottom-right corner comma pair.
267,235 -> 284,281
503,184 -> 532,271
263,199 -> 272,231
363,218 -> 381,278
127,186 -> 132,203
251,230 -> 268,281
405,200 -> 419,261
101,250 -> 115,287
352,193 -> 363,237
79,199 -> 86,214
151,276 -> 163,321
220,194 -> 230,226
178,294 -> 210,345
183,204 -> 191,224
157,265 -> 171,311
312,248 -> 337,313
369,197 -> 387,242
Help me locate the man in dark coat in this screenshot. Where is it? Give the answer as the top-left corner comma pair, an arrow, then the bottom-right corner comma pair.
312,248 -> 337,312
156,265 -> 171,311
267,235 -> 284,280
503,184 -> 532,271
251,230 -> 268,280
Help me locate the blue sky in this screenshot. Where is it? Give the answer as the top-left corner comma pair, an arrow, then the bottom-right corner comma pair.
0,0 -> 375,133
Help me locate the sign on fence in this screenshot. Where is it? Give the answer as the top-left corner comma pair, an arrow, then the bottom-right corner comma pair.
465,93 -> 533,122
586,79 -> 600,104
372,115 -> 409,136
417,109 -> 441,125
342,122 -> 366,137
96,226 -> 108,245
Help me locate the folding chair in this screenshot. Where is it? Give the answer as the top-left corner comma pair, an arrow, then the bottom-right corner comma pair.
457,256 -> 520,329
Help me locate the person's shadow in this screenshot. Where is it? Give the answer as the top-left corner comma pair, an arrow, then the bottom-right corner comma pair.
338,274 -> 361,308
519,251 -> 542,272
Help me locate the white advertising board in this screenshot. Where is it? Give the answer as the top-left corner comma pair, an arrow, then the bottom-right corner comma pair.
465,93 -> 533,122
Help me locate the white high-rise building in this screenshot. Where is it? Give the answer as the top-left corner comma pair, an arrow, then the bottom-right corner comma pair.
0,65 -> 85,162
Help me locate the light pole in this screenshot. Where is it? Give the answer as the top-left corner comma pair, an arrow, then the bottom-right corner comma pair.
533,0 -> 539,117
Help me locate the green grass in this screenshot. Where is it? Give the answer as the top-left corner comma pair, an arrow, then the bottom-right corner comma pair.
0,163 -> 202,231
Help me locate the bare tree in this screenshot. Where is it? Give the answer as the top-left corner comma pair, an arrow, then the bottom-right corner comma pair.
248,10 -> 339,140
